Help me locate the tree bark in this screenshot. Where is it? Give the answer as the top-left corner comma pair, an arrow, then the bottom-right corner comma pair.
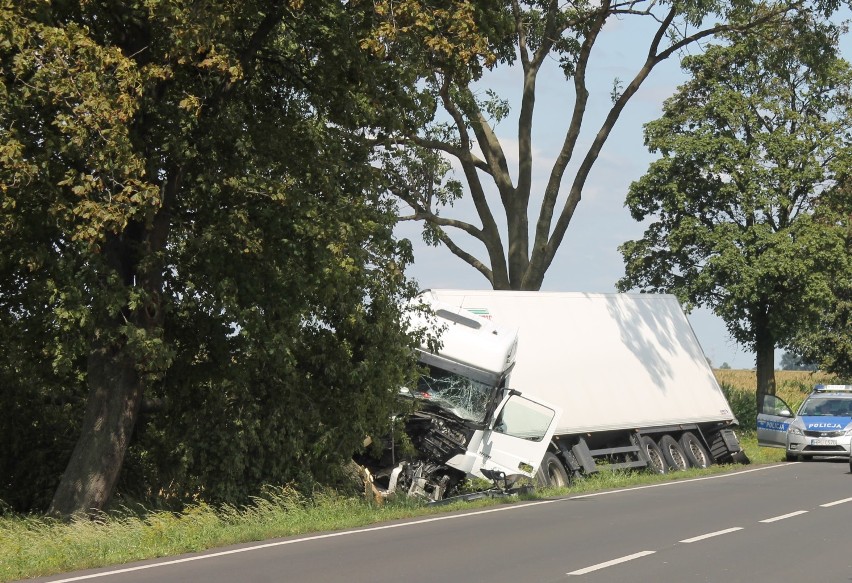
47,331 -> 144,518
754,308 -> 777,411
48,172 -> 177,518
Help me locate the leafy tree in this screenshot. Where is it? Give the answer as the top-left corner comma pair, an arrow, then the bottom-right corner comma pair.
1,0 -> 421,516
367,0 -> 843,290
779,351 -> 819,371
792,180 -> 852,378
617,16 -> 852,403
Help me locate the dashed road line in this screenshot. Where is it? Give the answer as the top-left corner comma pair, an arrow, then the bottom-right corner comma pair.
821,497 -> 852,508
760,510 -> 808,523
679,527 -> 743,543
566,479 -> 844,577
567,551 -> 656,576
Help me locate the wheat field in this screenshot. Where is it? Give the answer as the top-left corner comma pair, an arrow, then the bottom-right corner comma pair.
712,369 -> 843,431
714,369 -> 836,403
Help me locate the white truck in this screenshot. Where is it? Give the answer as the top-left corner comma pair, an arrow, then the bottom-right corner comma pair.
356,296 -> 562,501
358,289 -> 746,501
420,289 -> 748,488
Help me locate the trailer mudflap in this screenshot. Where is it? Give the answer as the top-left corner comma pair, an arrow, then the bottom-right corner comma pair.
709,428 -> 750,464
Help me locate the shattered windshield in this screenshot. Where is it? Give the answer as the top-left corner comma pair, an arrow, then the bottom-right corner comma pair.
416,365 -> 494,423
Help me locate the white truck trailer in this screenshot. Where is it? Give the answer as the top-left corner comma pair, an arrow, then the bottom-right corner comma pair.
420,289 -> 748,487
358,290 -> 745,501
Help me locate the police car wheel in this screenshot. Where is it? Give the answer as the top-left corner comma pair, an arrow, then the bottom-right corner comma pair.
785,451 -> 799,462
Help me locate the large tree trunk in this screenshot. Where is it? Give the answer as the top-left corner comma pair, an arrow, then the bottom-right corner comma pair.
47,335 -> 144,518
754,309 -> 777,411
48,176 -> 174,518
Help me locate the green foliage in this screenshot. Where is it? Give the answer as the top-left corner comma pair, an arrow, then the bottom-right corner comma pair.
791,180 -> 852,378
1,0 -> 425,513
720,382 -> 758,431
619,16 -> 852,375
779,351 -> 818,371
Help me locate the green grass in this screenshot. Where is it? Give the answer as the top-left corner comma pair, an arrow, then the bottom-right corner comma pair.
0,432 -> 785,583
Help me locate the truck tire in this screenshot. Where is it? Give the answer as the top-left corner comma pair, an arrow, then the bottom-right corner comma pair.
679,431 -> 713,468
641,436 -> 668,474
658,435 -> 689,471
535,452 -> 571,487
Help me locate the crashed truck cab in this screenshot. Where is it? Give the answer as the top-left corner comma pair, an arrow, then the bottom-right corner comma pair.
362,297 -> 561,502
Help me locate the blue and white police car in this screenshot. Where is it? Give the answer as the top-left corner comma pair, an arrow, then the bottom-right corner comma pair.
757,385 -> 852,463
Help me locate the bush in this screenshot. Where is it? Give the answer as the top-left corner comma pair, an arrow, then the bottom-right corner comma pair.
720,382 -> 757,432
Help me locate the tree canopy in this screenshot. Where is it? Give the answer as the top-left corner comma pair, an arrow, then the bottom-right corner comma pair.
617,16 -> 852,398
369,0 -> 847,291
791,179 -> 852,378
1,0 -> 422,516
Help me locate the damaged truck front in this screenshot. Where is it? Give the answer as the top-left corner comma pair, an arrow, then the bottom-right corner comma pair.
356,299 -> 560,502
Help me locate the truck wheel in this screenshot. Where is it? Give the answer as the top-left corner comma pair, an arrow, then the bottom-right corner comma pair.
658,435 -> 689,471
535,452 -> 571,487
679,431 -> 713,468
641,436 -> 668,474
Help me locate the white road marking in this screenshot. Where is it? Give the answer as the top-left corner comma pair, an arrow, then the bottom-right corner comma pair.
760,510 -> 808,523
40,500 -> 570,583
821,497 -> 852,508
569,464 -> 792,500
567,551 -> 656,576
41,464 -> 791,582
679,527 -> 743,543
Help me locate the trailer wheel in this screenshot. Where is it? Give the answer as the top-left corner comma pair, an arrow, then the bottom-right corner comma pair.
535,452 -> 571,487
640,436 -> 668,474
679,431 -> 713,468
658,435 -> 689,471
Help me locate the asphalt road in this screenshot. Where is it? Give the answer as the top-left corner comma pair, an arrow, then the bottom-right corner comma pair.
29,460 -> 852,583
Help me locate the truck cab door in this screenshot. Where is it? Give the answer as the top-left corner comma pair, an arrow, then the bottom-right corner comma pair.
477,392 -> 561,479
757,394 -> 794,448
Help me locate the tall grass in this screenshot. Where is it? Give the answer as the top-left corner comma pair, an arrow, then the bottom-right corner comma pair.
0,487 -> 440,582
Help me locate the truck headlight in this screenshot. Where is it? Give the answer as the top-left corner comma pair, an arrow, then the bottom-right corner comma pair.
788,427 -> 804,436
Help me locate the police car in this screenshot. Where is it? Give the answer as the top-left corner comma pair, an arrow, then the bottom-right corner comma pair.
757,385 -> 852,463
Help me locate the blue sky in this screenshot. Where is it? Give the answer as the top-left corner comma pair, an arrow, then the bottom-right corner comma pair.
396,10 -> 852,370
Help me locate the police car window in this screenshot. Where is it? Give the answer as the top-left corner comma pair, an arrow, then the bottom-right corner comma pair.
760,394 -> 788,415
800,398 -> 847,416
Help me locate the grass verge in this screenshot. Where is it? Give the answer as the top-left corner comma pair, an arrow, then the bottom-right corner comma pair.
0,431 -> 786,583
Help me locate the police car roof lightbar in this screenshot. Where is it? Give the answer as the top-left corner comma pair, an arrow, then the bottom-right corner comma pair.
813,384 -> 852,393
